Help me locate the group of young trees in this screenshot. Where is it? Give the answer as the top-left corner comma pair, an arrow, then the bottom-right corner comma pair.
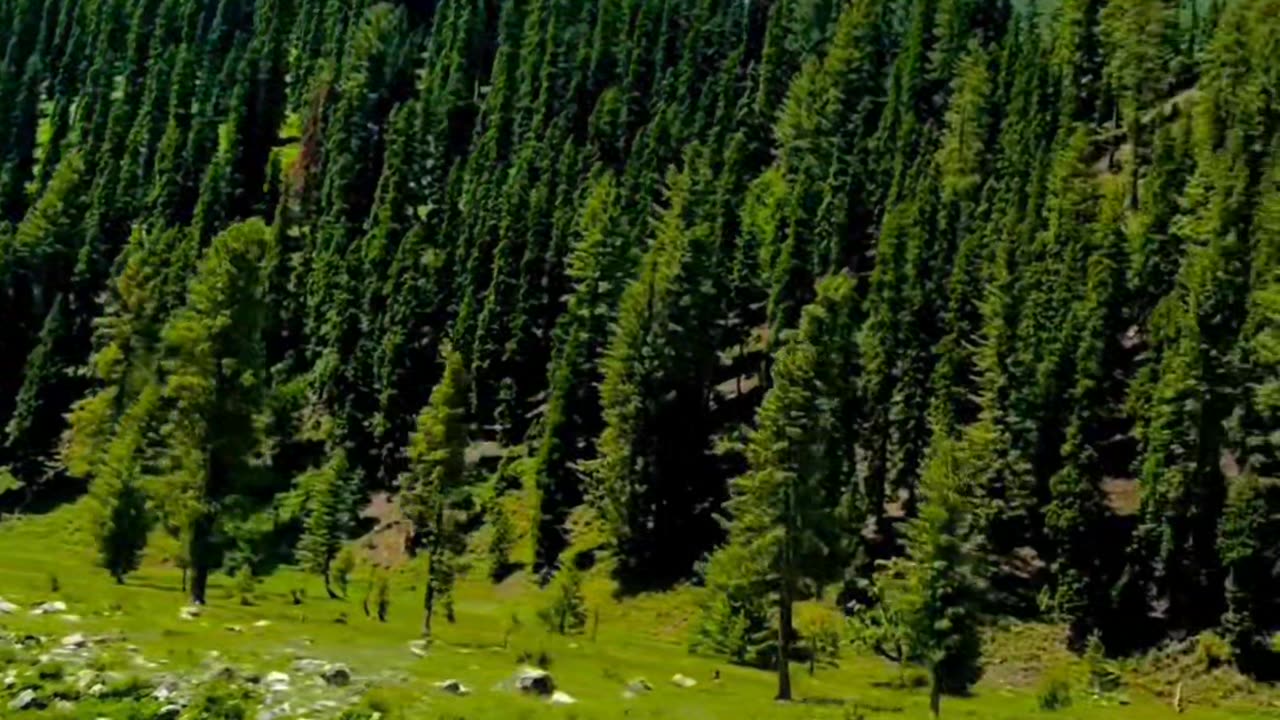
0,0 -> 1276,702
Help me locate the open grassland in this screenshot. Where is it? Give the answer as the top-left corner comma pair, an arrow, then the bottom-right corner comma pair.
0,504 -> 1277,720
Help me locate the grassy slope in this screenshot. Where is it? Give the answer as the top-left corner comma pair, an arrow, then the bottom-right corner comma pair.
0,503 -> 1275,719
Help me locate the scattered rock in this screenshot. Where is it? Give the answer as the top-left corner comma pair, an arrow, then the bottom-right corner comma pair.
4,669 -> 18,687
292,658 -> 327,674
515,667 -> 556,696
322,663 -> 352,687
208,665 -> 239,683
253,620 -> 272,628
409,639 -> 429,658
0,598 -> 18,614
62,614 -> 82,623
88,683 -> 106,697
225,625 -> 244,633
152,679 -> 182,702
31,600 -> 67,615
549,690 -> 577,705
178,605 -> 202,620
264,671 -> 291,692
60,633 -> 88,649
75,669 -> 101,690
671,674 -> 697,688
434,679 -> 471,696
156,704 -> 182,720
626,678 -> 653,693
8,689 -> 37,710
257,702 -> 292,720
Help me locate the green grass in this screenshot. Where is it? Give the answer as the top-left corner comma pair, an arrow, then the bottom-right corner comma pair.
0,504 -> 1276,719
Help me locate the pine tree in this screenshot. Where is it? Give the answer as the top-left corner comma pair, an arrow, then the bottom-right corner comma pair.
710,274 -> 860,700
295,449 -> 358,599
400,349 -> 468,639
156,219 -> 273,605
86,386 -> 157,584
857,437 -> 987,719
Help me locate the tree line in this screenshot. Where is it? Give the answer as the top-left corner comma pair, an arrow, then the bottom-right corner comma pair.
0,0 -> 1276,706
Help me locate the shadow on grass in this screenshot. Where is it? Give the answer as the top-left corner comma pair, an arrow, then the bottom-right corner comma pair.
796,697 -> 905,714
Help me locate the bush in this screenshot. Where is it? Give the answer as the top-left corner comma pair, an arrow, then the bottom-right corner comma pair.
184,682 -> 256,720
234,566 -> 257,606
1195,632 -> 1233,671
1037,669 -> 1073,711
1084,633 -> 1121,694
331,547 -> 356,597
539,562 -> 587,635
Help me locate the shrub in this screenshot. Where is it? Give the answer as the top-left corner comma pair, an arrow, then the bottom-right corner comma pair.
1037,669 -> 1073,711
331,547 -> 356,597
1084,633 -> 1121,694
539,562 -> 587,635
185,682 -> 256,720
234,566 -> 257,606
1195,632 -> 1232,671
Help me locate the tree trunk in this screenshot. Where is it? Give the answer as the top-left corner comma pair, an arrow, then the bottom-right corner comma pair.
423,570 -> 436,638
190,562 -> 209,606
323,556 -> 338,599
181,567 -> 188,593
930,666 -> 942,719
776,582 -> 793,701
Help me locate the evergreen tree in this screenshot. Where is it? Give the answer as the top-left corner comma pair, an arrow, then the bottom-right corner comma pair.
400,349 -> 468,638
156,219 -> 272,605
295,449 -> 358,598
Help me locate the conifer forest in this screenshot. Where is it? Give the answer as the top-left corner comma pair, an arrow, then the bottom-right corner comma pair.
1,0 -> 1279,703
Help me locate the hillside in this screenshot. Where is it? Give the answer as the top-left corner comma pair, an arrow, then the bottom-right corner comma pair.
0,0 -> 1278,713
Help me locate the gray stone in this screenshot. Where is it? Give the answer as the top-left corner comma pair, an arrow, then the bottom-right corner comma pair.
626,677 -> 653,693
31,600 -> 67,615
433,679 -> 471,696
322,663 -> 352,687
8,689 -> 37,710
515,667 -> 555,696
263,671 -> 291,692
256,702 -> 291,720
253,620 -> 272,628
549,690 -> 577,705
208,665 -> 238,683
0,598 -> 18,614
88,683 -> 106,697
155,704 -> 182,720
408,639 -> 429,658
671,673 -> 697,688
178,605 -> 201,620
291,658 -> 327,674
61,633 -> 88,649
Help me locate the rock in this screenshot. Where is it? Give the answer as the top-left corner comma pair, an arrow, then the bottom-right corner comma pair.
178,605 -> 201,620
626,678 -> 653,693
152,679 -> 182,702
225,625 -> 244,633
54,699 -> 76,712
322,663 -> 352,687
257,702 -> 291,720
433,679 -> 471,696
291,658 -> 327,674
263,671 -> 291,692
8,689 -> 36,710
156,704 -> 182,720
88,683 -> 106,697
31,600 -> 67,615
62,614 -> 82,623
253,620 -> 272,628
4,669 -> 18,687
408,639 -> 429,658
75,669 -> 101,690
549,690 -> 577,705
515,667 -> 556,696
61,633 -> 88,649
0,598 -> 18,614
671,674 -> 697,688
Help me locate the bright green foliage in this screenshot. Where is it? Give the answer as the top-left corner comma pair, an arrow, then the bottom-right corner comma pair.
857,438 -> 987,718
155,219 -> 273,605
295,449 -> 358,598
400,349 -> 468,638
540,560 -> 588,635
706,274 -> 860,699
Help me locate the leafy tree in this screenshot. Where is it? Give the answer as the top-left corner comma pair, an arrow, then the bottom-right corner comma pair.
856,437 -> 987,718
400,349 -> 468,638
155,219 -> 273,605
540,560 -> 588,635
295,449 -> 358,598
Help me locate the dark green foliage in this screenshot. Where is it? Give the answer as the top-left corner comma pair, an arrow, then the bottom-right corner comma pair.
0,0 -> 1275,683
540,560 -> 588,635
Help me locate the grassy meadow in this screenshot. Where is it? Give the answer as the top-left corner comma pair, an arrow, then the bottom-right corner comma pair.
0,502 -> 1276,720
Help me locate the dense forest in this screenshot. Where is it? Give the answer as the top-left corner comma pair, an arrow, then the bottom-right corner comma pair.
0,0 -> 1277,701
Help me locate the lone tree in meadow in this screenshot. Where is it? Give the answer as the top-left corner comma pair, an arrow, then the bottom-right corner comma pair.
709,274 -> 861,700
156,220 -> 272,605
400,349 -> 468,638
296,448 -> 358,598
854,437 -> 987,718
